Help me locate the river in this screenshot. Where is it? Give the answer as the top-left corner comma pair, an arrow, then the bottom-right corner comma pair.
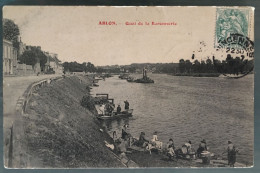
91,73 -> 254,165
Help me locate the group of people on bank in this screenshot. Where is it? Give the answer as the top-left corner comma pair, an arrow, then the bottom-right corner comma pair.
115,125 -> 239,167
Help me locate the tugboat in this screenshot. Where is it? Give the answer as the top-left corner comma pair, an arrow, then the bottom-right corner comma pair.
94,94 -> 133,120
134,68 -> 154,83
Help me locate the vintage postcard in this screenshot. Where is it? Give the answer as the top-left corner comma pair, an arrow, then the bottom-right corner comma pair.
2,6 -> 254,168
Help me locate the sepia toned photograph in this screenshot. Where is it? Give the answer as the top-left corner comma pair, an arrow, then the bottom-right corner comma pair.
2,6 -> 254,168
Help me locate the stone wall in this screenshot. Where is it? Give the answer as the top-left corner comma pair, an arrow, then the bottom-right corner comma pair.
15,64 -> 34,76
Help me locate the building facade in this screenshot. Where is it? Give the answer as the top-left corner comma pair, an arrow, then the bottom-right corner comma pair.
3,39 -> 17,75
49,52 -> 63,74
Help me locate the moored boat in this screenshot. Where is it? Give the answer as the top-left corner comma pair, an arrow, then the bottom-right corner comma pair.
94,93 -> 133,120
119,74 -> 129,79
127,77 -> 135,82
97,109 -> 133,120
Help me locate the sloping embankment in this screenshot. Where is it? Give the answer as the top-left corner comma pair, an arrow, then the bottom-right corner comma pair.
24,76 -> 123,168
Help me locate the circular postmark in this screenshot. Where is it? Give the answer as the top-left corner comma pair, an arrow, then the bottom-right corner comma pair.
214,33 -> 254,79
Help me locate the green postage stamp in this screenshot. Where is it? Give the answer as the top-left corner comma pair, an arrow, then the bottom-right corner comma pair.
215,8 -> 251,47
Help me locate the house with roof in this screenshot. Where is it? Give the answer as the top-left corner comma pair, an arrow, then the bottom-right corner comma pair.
44,51 -> 63,74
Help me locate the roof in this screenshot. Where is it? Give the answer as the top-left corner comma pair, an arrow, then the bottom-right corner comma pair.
3,39 -> 13,45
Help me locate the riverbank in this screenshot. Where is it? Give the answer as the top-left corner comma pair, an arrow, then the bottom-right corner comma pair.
174,73 -> 220,77
22,74 -> 249,168
24,75 -> 125,168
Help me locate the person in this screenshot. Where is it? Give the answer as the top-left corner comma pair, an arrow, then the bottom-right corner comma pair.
116,138 -> 127,159
121,124 -> 129,140
167,139 -> 175,149
167,139 -> 175,160
105,103 -> 109,115
151,131 -> 163,149
227,140 -> 238,167
112,131 -> 117,142
197,139 -> 208,158
99,104 -> 106,115
105,103 -> 114,115
117,105 -> 121,114
135,132 -> 149,147
182,141 -> 192,154
124,100 -> 129,110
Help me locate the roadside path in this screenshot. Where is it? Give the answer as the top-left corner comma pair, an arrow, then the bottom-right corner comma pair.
3,74 -> 62,167
3,74 -> 61,116
3,74 -> 62,139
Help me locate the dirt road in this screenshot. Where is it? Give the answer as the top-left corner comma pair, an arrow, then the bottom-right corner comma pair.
3,74 -> 61,167
3,74 -> 61,116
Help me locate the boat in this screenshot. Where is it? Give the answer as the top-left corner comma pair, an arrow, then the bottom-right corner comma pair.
94,93 -> 133,120
134,68 -> 154,83
119,74 -> 129,79
127,77 -> 135,82
96,109 -> 134,120
101,73 -> 113,78
134,77 -> 154,83
94,76 -> 103,80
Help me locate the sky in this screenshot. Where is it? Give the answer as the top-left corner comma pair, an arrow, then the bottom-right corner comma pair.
3,6 -> 254,66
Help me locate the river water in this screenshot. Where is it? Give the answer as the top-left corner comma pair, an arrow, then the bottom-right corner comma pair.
91,74 -> 254,165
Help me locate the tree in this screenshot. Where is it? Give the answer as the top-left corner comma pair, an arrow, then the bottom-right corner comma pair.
193,60 -> 201,73
200,60 -> 206,73
179,59 -> 185,73
3,18 -> 20,49
85,62 -> 96,72
19,51 -> 38,66
81,95 -> 96,111
185,60 -> 192,73
212,57 -> 223,73
128,66 -> 136,73
18,47 -> 47,71
206,58 -> 212,65
226,54 -> 235,74
206,58 -> 213,72
63,61 -> 96,72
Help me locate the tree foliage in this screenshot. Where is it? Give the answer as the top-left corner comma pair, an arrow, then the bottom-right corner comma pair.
81,95 -> 96,111
63,61 -> 97,72
18,51 -> 38,66
19,47 -> 47,71
85,62 -> 96,72
178,54 -> 254,75
3,18 -> 20,49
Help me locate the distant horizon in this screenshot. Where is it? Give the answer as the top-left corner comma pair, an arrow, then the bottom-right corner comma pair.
3,6 -> 221,66
3,6 -> 254,66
